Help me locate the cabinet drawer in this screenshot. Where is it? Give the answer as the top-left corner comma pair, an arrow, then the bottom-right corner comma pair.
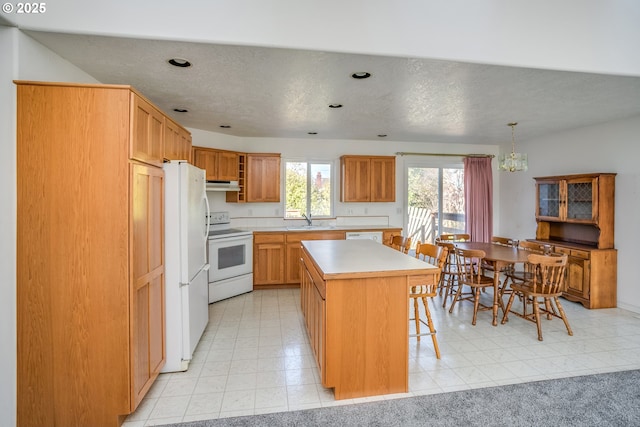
254,233 -> 284,244
286,231 -> 345,243
571,249 -> 590,259
554,247 -> 570,256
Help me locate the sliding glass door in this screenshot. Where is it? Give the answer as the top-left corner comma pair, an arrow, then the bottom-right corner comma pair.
406,163 -> 465,245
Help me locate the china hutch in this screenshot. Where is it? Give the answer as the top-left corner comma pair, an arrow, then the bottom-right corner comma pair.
532,173 -> 616,309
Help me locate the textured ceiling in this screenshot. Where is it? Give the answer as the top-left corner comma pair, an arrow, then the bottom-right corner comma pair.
25,31 -> 640,145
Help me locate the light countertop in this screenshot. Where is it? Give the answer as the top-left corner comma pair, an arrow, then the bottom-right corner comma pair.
302,239 -> 438,279
250,225 -> 402,233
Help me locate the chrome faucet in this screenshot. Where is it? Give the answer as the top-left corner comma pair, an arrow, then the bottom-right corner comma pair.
301,212 -> 312,226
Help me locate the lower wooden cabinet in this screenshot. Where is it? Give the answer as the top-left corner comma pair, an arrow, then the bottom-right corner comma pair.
300,254 -> 326,380
253,233 -> 286,286
551,245 -> 617,309
130,163 -> 166,407
254,229 -> 399,287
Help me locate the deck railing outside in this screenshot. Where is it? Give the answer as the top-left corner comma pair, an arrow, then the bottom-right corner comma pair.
407,206 -> 465,246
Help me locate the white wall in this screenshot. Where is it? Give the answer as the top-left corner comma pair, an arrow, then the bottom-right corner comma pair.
0,28 -> 99,427
498,115 -> 640,313
0,25 -> 17,427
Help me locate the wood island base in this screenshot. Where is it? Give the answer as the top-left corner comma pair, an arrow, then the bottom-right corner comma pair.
300,240 -> 439,399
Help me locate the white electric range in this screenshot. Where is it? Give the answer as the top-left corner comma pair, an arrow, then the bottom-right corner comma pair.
207,212 -> 254,303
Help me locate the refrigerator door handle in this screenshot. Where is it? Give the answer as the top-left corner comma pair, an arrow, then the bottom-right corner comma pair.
179,264 -> 209,287
203,194 -> 211,239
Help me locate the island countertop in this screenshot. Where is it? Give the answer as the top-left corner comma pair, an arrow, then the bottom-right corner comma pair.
301,239 -> 438,280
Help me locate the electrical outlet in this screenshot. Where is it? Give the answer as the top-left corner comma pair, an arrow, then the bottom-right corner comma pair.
364,208 -> 368,214
275,208 -> 280,216
248,209 -> 253,216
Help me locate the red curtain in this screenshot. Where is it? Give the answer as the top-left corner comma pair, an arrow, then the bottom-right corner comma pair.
463,157 -> 493,242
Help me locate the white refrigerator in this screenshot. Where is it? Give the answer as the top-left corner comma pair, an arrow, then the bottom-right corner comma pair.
162,161 -> 210,373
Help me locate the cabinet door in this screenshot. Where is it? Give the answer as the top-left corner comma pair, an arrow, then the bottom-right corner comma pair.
536,180 -> 562,221
217,151 -> 239,181
565,256 -> 590,300
165,119 -> 192,162
370,157 -> 395,202
254,243 -> 285,285
566,177 -> 598,223
131,94 -> 164,167
341,157 -> 370,202
130,163 -> 165,409
286,242 -> 303,284
247,154 -> 281,202
193,148 -> 218,181
300,256 -> 325,381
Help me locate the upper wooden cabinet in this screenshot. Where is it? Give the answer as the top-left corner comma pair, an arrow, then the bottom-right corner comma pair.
131,94 -> 165,167
246,153 -> 281,202
164,117 -> 192,162
192,146 -> 239,181
535,173 -> 615,248
340,155 -> 395,202
15,81 -> 171,427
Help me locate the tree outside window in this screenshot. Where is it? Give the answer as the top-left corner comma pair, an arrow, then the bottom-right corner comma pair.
285,161 -> 332,218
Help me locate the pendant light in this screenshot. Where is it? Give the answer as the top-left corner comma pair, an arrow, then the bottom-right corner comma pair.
498,122 -> 528,172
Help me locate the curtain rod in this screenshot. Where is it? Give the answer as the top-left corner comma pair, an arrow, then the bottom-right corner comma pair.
395,152 -> 495,158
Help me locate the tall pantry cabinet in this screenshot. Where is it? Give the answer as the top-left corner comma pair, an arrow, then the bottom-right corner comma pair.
15,82 -> 187,426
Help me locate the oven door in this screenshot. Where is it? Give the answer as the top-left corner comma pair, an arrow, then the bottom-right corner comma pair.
208,234 -> 253,282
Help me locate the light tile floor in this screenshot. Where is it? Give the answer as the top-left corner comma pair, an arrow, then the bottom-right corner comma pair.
124,288 -> 640,426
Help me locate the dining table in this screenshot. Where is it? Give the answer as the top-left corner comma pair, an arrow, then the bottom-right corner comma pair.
455,241 -> 531,326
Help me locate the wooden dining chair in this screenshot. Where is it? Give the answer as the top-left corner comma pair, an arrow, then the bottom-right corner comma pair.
390,235 -> 412,254
437,233 -> 471,243
410,242 -> 448,359
482,236 -> 517,273
435,233 -> 470,309
499,241 -> 546,303
448,247 -> 495,325
501,253 -> 573,341
491,236 -> 516,246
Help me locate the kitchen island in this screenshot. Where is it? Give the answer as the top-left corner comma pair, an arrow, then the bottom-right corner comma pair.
300,239 -> 439,399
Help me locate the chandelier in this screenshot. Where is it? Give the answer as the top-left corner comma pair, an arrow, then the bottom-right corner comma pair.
498,122 -> 528,172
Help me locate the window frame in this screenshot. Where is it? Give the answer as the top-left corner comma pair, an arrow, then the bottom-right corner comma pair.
403,158 -> 465,243
284,158 -> 335,219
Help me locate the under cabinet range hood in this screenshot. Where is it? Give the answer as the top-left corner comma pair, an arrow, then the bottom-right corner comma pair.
206,180 -> 241,192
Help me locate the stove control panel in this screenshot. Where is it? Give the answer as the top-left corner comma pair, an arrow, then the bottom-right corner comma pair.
207,211 -> 230,225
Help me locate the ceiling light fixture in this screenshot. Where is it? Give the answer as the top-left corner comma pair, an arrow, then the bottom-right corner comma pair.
351,72 -> 371,79
328,104 -> 343,109
168,58 -> 192,68
173,108 -> 188,113
498,122 -> 528,172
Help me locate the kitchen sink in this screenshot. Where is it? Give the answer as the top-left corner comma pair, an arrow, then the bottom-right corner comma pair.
286,225 -> 336,231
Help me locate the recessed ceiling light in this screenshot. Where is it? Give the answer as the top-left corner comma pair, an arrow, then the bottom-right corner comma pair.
328,104 -> 343,109
307,132 -> 318,135
173,108 -> 188,113
351,72 -> 371,79
219,125 -> 231,129
377,134 -> 388,138
168,58 -> 192,68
